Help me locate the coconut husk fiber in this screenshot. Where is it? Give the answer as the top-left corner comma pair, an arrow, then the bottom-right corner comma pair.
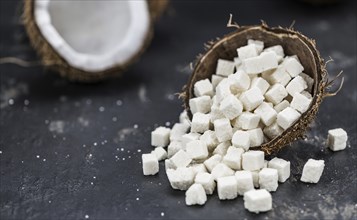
182,19 -> 341,155
23,0 -> 168,82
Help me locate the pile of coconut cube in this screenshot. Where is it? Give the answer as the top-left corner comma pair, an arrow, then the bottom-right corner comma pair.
141,40 -> 348,213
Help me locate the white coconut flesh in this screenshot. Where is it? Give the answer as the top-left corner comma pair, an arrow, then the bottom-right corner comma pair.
34,0 -> 150,72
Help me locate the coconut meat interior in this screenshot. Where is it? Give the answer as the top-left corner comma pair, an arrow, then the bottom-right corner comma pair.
34,0 -> 150,72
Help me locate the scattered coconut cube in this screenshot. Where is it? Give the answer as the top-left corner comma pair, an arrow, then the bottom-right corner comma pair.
142,153 -> 159,175
237,44 -> 259,60
277,107 -> 301,130
240,87 -> 264,111
219,94 -> 243,120
210,105 -> 225,123
247,128 -> 264,147
216,78 -> 233,102
263,122 -> 284,140
299,72 -> 314,93
242,151 -> 265,171
170,123 -> 190,141
167,141 -> 184,158
244,189 -> 272,213
262,67 -> 291,86
265,84 -> 288,105
223,146 -> 244,170
217,176 -> 238,200
185,183 -> 207,206
216,59 -> 235,77
232,130 -> 251,150
151,147 -> 168,161
214,118 -> 233,142
300,159 -> 325,183
190,163 -> 207,176
151,126 -> 171,147
236,112 -> 260,130
191,112 -> 210,133
228,70 -> 251,93
165,159 -> 176,170
251,171 -> 260,188
282,57 -> 304,77
290,92 -> 312,113
170,150 -> 192,168
250,77 -> 270,95
202,153 -> 221,172
235,170 -> 254,195
259,168 -> 279,192
194,79 -> 214,97
254,102 -> 277,126
181,133 -> 201,146
274,100 -> 290,113
264,45 -> 284,62
327,128 -> 348,151
212,74 -> 225,89
268,157 -> 290,182
243,51 -> 278,74
195,172 -> 216,195
189,96 -> 212,114
166,167 -> 195,190
213,141 -> 231,156
248,39 -> 264,53
286,75 -> 308,97
211,163 -> 235,180
186,140 -> 209,160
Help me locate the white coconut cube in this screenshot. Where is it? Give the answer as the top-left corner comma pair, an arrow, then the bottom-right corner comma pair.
235,170 -> 254,195
265,84 -> 288,105
211,74 -> 225,89
282,57 -> 304,77
274,100 -> 290,113
247,128 -> 264,147
237,44 -> 259,60
199,130 -> 219,152
263,122 -> 284,140
203,154 -> 222,172
217,176 -> 238,200
242,151 -> 265,171
300,72 -> 314,93
186,140 -> 209,160
142,153 -> 159,175
300,159 -> 325,183
151,147 -> 167,161
181,133 -> 201,146
211,163 -> 235,180
151,126 -> 171,147
286,75 -> 308,97
165,159 -> 176,170
251,171 -> 260,188
216,59 -> 235,77
268,157 -> 290,182
236,112 -> 260,130
223,146 -> 244,170
264,45 -> 284,62
262,67 -> 291,86
215,78 -> 233,102
327,128 -> 348,151
170,123 -> 190,141
194,79 -> 214,97
248,39 -> 264,53
166,167 -> 195,190
259,168 -> 279,192
290,92 -> 312,113
210,105 -> 225,123
254,102 -> 277,126
240,87 -> 264,111
190,163 -> 207,176
167,141 -> 184,158
232,130 -> 251,150
191,112 -> 210,134
244,189 -> 272,213
213,141 -> 231,156
195,172 -> 216,195
243,51 -> 278,74
214,118 -> 233,142
277,107 -> 301,130
250,77 -> 270,95
189,96 -> 212,114
170,150 -> 192,168
185,184 -> 207,206
228,70 -> 251,93
219,94 -> 243,120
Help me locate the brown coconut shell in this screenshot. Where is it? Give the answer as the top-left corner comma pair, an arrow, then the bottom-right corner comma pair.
182,21 -> 338,155
23,0 -> 168,82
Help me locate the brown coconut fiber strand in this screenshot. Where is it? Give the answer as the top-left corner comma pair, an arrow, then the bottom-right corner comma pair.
181,16 -> 343,155
23,0 -> 168,82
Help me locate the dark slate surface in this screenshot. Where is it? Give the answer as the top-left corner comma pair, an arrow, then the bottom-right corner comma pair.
0,0 -> 356,219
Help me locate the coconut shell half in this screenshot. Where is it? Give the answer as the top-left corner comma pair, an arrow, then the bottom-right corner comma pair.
23,0 -> 168,82
182,22 -> 332,155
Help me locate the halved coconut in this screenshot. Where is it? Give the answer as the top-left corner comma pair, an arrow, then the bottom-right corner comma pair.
182,22 -> 337,155
23,0 -> 167,81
